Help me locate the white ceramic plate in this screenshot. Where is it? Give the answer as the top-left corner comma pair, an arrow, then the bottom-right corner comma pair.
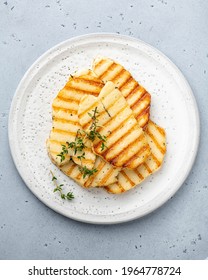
9,33 -> 199,224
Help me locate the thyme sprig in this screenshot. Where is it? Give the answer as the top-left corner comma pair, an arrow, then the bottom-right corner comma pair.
50,171 -> 74,200
67,129 -> 87,155
87,107 -> 107,151
78,166 -> 98,179
57,130 -> 86,162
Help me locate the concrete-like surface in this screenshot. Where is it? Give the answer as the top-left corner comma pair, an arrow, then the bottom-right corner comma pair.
0,0 -> 208,260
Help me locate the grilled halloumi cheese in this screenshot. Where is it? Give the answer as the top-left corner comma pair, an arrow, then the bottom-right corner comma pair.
92,57 -> 151,129
104,120 -> 166,194
60,156 -> 120,188
47,70 -> 104,168
78,81 -> 151,169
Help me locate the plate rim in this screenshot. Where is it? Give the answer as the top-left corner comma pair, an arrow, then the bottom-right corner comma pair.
8,33 -> 200,224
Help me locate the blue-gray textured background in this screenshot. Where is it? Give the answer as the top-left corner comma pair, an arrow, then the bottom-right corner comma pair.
0,0 -> 208,260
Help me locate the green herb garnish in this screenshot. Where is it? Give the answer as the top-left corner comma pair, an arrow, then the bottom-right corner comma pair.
50,171 -> 74,200
101,141 -> 107,151
57,144 -> 68,162
77,152 -> 85,160
86,107 -> 108,150
78,166 -> 98,179
66,129 -> 87,155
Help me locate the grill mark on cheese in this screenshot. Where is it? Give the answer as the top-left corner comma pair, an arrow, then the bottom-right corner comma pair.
118,182 -> 126,193
125,84 -> 141,99
108,133 -> 145,164
52,106 -> 77,114
49,139 -> 71,146
111,68 -> 126,82
95,122 -> 137,153
65,86 -> 100,96
134,169 -> 144,180
99,62 -> 117,79
119,76 -> 133,90
78,100 -> 99,118
56,96 -> 80,104
150,153 -> 161,167
73,77 -> 104,88
129,92 -> 151,129
103,185 -> 110,192
131,92 -> 150,110
82,103 -> 129,131
52,128 -> 77,137
146,128 -> 166,154
123,145 -> 149,168
82,122 -> 91,131
143,162 -> 152,174
117,184 -> 126,193
99,168 -> 115,186
154,122 -> 166,137
105,181 -> 125,193
73,158 -> 95,164
75,172 -> 82,181
80,94 -> 124,129
96,105 -> 130,133
97,95 -> 124,115
120,170 -> 135,187
97,113 -> 133,141
129,90 -> 147,107
93,59 -> 115,74
135,105 -> 150,121
66,163 -> 76,175
93,59 -> 105,70
52,117 -> 79,125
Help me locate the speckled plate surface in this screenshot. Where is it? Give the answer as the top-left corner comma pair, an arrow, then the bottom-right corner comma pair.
9,33 -> 199,224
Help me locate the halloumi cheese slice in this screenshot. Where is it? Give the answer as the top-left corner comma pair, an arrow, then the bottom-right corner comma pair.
47,70 -> 104,168
78,81 -> 151,169
104,120 -> 166,194
60,156 -> 120,188
92,57 -> 151,129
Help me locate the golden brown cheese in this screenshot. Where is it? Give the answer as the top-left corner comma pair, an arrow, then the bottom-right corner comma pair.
92,57 -> 151,129
78,81 -> 151,169
47,70 -> 104,168
104,120 -> 166,193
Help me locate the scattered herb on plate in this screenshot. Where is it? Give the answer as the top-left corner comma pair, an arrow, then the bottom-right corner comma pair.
50,171 -> 74,200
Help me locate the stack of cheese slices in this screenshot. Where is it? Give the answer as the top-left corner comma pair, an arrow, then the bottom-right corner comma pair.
47,57 -> 166,194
